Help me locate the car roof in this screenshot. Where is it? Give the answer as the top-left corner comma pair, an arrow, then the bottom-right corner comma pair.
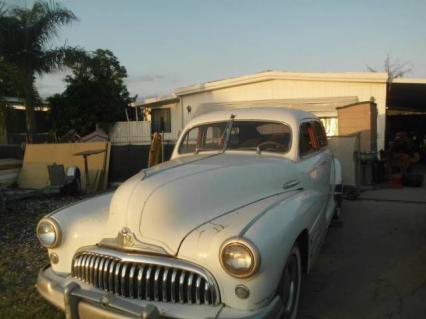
187,107 -> 317,128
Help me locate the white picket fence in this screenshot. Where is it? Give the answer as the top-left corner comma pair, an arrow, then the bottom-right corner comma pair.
108,121 -> 179,145
109,121 -> 152,145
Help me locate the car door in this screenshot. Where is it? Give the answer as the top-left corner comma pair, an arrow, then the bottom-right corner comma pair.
312,120 -> 334,224
298,120 -> 330,259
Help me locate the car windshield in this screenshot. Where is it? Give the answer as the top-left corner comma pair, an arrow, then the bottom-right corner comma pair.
178,120 -> 291,154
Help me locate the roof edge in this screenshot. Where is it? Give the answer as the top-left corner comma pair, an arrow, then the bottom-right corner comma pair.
392,78 -> 426,84
135,94 -> 179,107
175,71 -> 389,96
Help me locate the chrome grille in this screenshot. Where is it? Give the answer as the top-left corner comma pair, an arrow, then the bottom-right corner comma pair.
71,249 -> 220,305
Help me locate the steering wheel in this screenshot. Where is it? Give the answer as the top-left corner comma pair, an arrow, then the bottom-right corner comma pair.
257,141 -> 286,152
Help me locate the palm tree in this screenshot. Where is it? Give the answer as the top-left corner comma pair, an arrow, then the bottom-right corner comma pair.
0,0 -> 86,138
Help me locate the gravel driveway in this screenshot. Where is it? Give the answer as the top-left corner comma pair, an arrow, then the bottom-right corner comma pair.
0,195 -> 84,319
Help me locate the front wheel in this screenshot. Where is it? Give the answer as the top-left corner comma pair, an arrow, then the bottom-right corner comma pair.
278,245 -> 302,319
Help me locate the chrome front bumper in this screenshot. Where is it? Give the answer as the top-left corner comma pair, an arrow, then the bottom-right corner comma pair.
36,265 -> 283,319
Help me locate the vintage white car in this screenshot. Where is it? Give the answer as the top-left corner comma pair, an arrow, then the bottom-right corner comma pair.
36,107 -> 342,319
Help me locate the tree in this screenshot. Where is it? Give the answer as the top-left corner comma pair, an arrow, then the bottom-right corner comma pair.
367,54 -> 411,81
0,0 -> 86,137
48,49 -> 135,136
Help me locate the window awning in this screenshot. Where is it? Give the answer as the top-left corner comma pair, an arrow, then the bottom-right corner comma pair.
194,96 -> 359,118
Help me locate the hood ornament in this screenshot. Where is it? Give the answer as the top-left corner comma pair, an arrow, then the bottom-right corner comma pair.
98,227 -> 169,255
117,227 -> 135,247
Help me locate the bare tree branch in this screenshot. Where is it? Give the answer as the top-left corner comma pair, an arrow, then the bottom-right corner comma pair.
367,54 -> 411,81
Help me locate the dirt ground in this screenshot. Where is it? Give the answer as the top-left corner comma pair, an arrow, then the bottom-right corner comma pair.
1,190 -> 425,319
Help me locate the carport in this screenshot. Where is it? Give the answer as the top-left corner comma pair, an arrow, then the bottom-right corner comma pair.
387,79 -> 426,158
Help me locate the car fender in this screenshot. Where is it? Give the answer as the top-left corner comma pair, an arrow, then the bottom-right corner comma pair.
333,157 -> 342,186
178,189 -> 318,310
242,189 -> 319,301
45,193 -> 114,274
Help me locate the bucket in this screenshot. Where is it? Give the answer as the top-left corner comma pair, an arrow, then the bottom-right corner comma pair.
390,174 -> 403,188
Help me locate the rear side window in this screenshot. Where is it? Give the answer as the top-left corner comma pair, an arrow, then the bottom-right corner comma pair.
299,122 -> 317,157
312,121 -> 328,148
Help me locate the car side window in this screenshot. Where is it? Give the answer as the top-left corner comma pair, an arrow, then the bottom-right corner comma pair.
299,122 -> 317,157
179,127 -> 199,153
312,121 -> 328,148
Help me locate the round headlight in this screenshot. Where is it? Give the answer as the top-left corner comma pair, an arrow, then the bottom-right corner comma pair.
220,239 -> 260,278
36,218 -> 61,248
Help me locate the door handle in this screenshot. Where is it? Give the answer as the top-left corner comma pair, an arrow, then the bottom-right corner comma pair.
283,179 -> 301,190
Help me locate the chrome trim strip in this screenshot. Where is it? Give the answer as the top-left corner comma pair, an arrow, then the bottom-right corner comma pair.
120,263 -> 128,296
137,265 -> 144,299
79,255 -> 85,281
108,259 -> 115,291
91,256 -> 96,285
97,257 -> 105,290
87,255 -> 93,283
83,255 -> 90,282
171,269 -> 178,303
195,276 -> 202,304
186,273 -> 193,304
204,281 -> 210,305
179,271 -> 186,303
283,179 -> 301,190
129,264 -> 136,298
154,267 -> 161,301
114,261 -> 120,293
101,258 -> 108,290
145,266 -> 152,301
162,268 -> 169,302
73,255 -> 79,278
93,256 -> 100,287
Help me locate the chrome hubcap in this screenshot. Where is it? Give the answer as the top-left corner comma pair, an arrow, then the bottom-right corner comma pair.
281,253 -> 299,318
285,281 -> 295,312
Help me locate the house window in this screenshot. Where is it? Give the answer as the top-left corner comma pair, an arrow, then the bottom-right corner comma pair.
320,117 -> 338,136
151,108 -> 171,133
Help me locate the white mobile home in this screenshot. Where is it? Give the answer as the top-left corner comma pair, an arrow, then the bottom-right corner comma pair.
135,71 -> 426,152
137,71 -> 388,149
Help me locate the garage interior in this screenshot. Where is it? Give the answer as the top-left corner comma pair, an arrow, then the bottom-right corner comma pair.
386,81 -> 426,186
387,81 -> 426,149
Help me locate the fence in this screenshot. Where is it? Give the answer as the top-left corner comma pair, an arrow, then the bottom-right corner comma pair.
109,121 -> 151,145
7,133 -> 56,144
0,144 -> 24,159
108,143 -> 175,182
108,121 -> 179,145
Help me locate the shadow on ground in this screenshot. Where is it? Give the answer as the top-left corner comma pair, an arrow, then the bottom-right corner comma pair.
298,191 -> 426,319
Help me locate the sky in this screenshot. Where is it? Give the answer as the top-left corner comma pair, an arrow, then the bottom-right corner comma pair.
7,0 -> 426,101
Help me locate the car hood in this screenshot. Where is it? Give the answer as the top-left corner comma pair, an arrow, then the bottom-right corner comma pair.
107,153 -> 298,255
